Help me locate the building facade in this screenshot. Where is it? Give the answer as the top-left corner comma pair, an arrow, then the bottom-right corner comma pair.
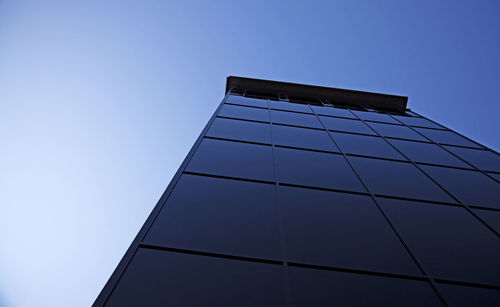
94,77 -> 500,306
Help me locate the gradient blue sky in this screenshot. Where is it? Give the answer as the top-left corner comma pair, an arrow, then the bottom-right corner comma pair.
1,1 -> 499,306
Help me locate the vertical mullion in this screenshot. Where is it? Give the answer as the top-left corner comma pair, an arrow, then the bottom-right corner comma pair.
311,105 -> 447,306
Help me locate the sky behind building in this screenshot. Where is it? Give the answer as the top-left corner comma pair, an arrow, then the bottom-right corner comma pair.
0,1 -> 499,306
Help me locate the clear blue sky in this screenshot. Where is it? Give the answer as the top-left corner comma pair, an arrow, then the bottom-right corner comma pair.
0,1 -> 499,306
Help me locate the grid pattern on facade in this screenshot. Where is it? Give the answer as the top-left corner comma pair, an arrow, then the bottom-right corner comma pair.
95,91 -> 500,306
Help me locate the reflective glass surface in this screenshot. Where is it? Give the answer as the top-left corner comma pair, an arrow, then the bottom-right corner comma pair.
145,174 -> 281,259
333,132 -> 405,160
289,267 -> 441,306
270,109 -> 323,129
280,186 -> 420,274
319,116 -> 376,135
311,105 -> 356,119
380,198 -> 500,286
352,110 -> 399,124
349,157 -> 454,203
272,124 -> 338,152
219,104 -> 269,122
367,122 -> 427,141
275,147 -> 364,192
107,248 -> 284,306
415,128 -> 482,148
437,283 -> 500,307
472,209 -> 500,234
186,138 -> 274,181
444,146 -> 500,172
392,115 -> 443,129
207,117 -> 271,144
226,95 -> 269,108
389,139 -> 470,168
270,100 -> 312,113
421,165 -> 500,209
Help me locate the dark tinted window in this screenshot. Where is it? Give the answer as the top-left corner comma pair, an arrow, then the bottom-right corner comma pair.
311,105 -> 356,119
352,110 -> 399,124
380,198 -> 500,286
280,186 -> 420,274
270,110 -> 322,129
145,174 -> 281,259
414,128 -> 482,148
437,283 -> 500,307
349,157 -> 454,203
207,117 -> 271,144
421,165 -> 500,209
389,139 -> 470,168
219,104 -> 269,122
270,100 -> 312,113
472,208 -> 500,234
367,122 -> 427,141
319,116 -> 375,135
444,146 -> 500,172
333,132 -> 405,160
226,95 -> 268,108
107,248 -> 284,306
272,124 -> 338,152
289,266 -> 441,306
392,115 -> 443,129
186,139 -> 274,181
275,147 -> 364,192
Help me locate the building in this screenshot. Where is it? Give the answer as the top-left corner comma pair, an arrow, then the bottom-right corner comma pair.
94,76 -> 500,306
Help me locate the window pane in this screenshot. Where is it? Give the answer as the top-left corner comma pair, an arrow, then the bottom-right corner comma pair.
207,117 -> 271,144
145,174 -> 281,259
319,116 -> 376,135
311,105 -> 356,119
349,157 -> 454,203
219,104 -> 269,122
380,198 -> 500,286
270,110 -> 323,129
226,95 -> 268,108
420,165 -> 500,209
472,208 -> 500,234
388,139 -> 470,168
414,128 -> 482,148
352,110 -> 399,124
437,283 -> 500,307
367,122 -> 427,141
186,138 -> 274,181
280,186 -> 420,275
107,248 -> 284,306
444,146 -> 500,172
269,100 -> 312,113
272,124 -> 338,152
392,115 -> 444,129
333,132 -> 405,160
289,266 -> 441,306
275,147 -> 364,192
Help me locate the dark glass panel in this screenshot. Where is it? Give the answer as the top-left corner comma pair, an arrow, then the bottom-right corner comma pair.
392,115 -> 444,129
289,266 -> 441,306
226,95 -> 269,108
218,104 -> 269,122
311,105 -> 357,119
414,128 -> 482,148
349,157 -> 454,203
275,147 -> 364,192
269,100 -> 312,113
272,124 -> 338,152
107,248 -> 284,306
352,110 -> 400,124
319,116 -> 376,135
333,132 -> 405,160
186,138 -> 274,181
437,283 -> 500,307
367,122 -> 428,141
207,117 -> 271,144
444,146 -> 500,172
389,139 -> 470,168
472,208 -> 500,234
270,109 -> 323,129
380,198 -> 500,286
280,186 -> 420,274
145,174 -> 281,259
421,165 -> 500,209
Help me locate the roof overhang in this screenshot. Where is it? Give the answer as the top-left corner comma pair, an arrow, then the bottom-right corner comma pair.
226,76 -> 408,112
